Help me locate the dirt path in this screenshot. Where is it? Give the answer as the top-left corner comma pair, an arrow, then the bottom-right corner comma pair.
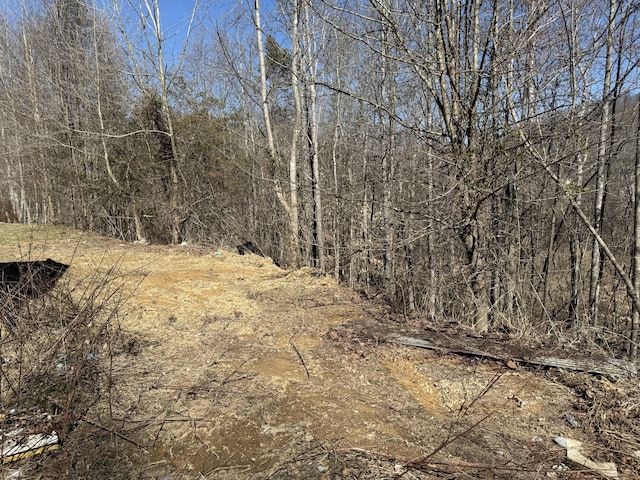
0,225 -> 624,478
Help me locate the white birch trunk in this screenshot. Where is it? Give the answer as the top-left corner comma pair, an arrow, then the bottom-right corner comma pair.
289,0 -> 302,267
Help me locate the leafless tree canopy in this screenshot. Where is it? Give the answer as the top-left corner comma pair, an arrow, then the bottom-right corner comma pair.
1,0 -> 640,354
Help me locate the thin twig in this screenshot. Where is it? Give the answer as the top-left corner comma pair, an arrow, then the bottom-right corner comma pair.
220,359 -> 252,386
407,459 -> 547,473
289,336 -> 310,378
81,418 -> 148,452
408,411 -> 495,466
110,417 -> 204,424
459,370 -> 505,415
343,447 -> 545,474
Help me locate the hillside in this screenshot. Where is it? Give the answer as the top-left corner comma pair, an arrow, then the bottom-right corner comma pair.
0,224 -> 637,479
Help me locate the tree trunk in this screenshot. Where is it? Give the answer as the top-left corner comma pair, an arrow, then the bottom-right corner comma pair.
306,81 -> 324,270
254,0 -> 293,261
631,97 -> 640,357
569,153 -> 585,327
288,0 -> 302,267
147,0 -> 182,244
589,0 -> 616,324
303,2 -> 324,270
380,24 -> 396,301
330,90 -> 342,280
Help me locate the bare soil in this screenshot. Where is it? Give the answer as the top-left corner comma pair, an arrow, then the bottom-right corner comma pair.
0,224 -> 638,479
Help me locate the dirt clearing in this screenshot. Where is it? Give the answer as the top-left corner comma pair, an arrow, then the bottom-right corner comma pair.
0,224 -> 638,479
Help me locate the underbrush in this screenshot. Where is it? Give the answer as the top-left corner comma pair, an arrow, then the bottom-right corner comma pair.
0,257 -> 140,479
554,370 -> 640,478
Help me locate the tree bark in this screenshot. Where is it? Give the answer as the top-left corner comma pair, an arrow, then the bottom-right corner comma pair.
254,0 -> 293,261
288,0 -> 302,267
303,2 -> 324,270
146,0 -> 182,244
589,0 -> 616,324
631,97 -> 640,357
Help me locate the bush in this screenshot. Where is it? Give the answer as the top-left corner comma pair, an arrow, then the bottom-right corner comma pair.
0,258 -> 137,478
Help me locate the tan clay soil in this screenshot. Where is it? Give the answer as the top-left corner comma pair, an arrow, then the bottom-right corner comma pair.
0,224 -> 636,479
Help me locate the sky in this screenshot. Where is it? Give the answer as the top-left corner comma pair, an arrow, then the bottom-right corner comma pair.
158,0 -> 199,31
133,0 -> 247,65
156,0 -> 202,63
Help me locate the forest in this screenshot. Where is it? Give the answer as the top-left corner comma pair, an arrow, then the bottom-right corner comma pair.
1,0 -> 640,356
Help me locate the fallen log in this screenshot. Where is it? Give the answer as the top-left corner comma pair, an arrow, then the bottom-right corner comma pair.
388,334 -> 637,380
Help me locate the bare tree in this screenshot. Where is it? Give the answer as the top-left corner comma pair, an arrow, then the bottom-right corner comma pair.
113,0 -> 199,244
255,0 -> 300,263
288,0 -> 303,266
3,0 -> 640,354
589,0 -> 617,324
301,1 -> 325,270
632,97 -> 640,356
